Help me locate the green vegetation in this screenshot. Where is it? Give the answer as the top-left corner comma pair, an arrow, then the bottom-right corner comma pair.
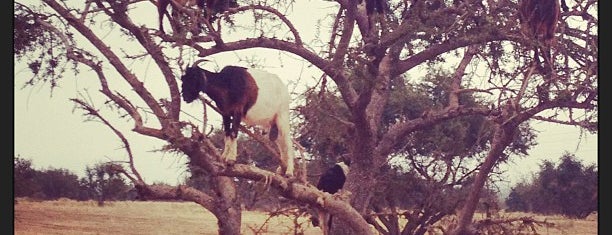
505,152 -> 597,218
14,156 -> 135,202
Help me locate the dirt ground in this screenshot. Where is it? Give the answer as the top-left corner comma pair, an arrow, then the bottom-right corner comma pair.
14,199 -> 322,235
14,198 -> 597,235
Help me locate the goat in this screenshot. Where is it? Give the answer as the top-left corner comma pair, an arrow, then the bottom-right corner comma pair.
311,159 -> 350,235
518,0 -> 568,71
157,0 -> 238,34
205,0 -> 239,18
362,0 -> 385,15
157,0 -> 205,34
180,61 -> 295,177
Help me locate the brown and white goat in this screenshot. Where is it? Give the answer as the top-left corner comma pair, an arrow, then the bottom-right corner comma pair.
518,0 -> 569,69
180,62 -> 295,177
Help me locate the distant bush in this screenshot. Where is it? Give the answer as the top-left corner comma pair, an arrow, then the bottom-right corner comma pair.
13,156 -> 134,202
505,152 -> 597,218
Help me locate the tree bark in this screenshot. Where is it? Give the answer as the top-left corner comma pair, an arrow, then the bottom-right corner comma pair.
221,163 -> 375,234
451,123 -> 517,235
328,150 -> 380,234
212,176 -> 242,235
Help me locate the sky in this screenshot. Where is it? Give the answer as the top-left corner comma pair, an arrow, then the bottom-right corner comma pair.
14,0 -> 597,191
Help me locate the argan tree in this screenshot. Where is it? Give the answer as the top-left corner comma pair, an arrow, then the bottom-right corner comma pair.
14,0 -> 597,234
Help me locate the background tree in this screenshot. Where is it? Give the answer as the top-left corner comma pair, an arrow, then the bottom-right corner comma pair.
81,162 -> 132,206
34,167 -> 82,200
14,0 -> 597,234
14,156 -> 41,198
14,156 -> 134,201
505,182 -> 529,212
505,152 -> 597,219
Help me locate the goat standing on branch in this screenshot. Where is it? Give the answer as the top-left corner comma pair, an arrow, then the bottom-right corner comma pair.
180,61 -> 295,177
311,159 -> 350,235
518,0 -> 569,71
157,0 -> 204,34
157,0 -> 238,34
204,0 -> 239,21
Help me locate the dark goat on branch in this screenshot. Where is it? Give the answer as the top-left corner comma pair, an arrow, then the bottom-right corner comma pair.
180,60 -> 295,177
157,0 -> 238,34
358,0 -> 387,35
310,159 -> 351,235
519,0 -> 569,72
157,0 -> 203,34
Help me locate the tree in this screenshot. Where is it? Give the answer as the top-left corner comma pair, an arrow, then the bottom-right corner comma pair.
81,162 -> 132,205
556,154 -> 598,218
505,152 -> 598,218
297,68 -> 529,234
34,167 -> 82,200
505,183 -> 529,212
14,156 -> 41,198
15,0 -> 597,234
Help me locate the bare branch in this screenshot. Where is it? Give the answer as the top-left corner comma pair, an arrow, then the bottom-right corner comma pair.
135,183 -> 216,211
43,0 -> 172,126
70,98 -> 144,183
221,4 -> 304,45
449,45 -> 479,109
375,106 -> 497,157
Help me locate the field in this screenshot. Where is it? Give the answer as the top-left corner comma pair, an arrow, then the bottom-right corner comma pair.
14,198 -> 597,235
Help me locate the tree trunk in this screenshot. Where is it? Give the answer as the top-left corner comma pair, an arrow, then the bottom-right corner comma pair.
451,124 -> 516,235
329,156 -> 379,234
212,176 -> 242,235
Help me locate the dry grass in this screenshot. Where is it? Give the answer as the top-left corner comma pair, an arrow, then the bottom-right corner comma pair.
486,211 -> 599,235
14,198 -> 597,235
14,198 -> 321,235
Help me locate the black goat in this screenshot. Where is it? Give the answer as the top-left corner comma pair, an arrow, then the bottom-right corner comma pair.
157,0 -> 238,34
157,0 -> 204,34
311,159 -> 350,235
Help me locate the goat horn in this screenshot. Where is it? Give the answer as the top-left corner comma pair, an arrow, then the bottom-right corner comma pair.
192,59 -> 209,67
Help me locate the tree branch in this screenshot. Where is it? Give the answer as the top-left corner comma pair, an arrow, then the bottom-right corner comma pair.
43,0 -> 172,127
375,106 -> 497,157
220,163 -> 375,235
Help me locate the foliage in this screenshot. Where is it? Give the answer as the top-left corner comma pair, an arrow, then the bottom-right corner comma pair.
14,2 -> 71,89
13,157 -> 133,202
296,89 -> 352,163
34,167 -> 82,200
81,163 -> 133,205
14,156 -> 41,197
14,3 -> 46,59
14,156 -> 83,200
505,152 -> 597,218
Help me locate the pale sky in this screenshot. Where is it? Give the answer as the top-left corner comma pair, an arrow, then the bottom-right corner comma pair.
14,0 -> 597,190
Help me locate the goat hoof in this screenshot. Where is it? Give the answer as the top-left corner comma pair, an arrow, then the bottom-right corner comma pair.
316,196 -> 325,206
225,160 -> 236,166
311,216 -> 320,227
